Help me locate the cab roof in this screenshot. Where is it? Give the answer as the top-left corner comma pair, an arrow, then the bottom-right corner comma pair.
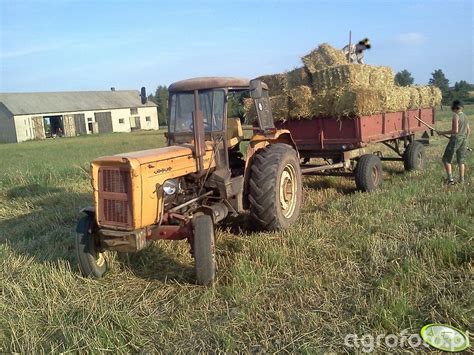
168,76 -> 267,92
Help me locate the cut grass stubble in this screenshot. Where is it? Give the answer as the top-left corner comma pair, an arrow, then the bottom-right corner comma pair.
0,108 -> 473,352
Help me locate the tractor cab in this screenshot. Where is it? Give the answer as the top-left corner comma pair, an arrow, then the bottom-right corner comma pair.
167,77 -> 276,177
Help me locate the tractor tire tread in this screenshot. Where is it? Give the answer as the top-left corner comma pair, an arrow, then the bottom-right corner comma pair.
248,143 -> 302,231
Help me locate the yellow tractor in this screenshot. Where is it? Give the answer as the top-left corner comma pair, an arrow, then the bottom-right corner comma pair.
76,77 -> 302,284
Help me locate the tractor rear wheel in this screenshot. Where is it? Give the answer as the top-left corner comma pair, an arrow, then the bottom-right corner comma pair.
248,143 -> 302,231
355,154 -> 383,192
76,215 -> 108,278
403,141 -> 425,171
193,214 -> 216,286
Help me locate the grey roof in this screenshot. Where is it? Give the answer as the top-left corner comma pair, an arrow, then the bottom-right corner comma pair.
0,90 -> 157,116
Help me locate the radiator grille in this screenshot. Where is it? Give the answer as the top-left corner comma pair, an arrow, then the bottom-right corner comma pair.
98,167 -> 132,228
102,169 -> 129,193
103,199 -> 129,224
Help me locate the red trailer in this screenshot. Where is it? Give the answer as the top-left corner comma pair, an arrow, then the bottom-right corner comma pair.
275,108 -> 435,191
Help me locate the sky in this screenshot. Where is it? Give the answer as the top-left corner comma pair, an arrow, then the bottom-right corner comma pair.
0,0 -> 473,93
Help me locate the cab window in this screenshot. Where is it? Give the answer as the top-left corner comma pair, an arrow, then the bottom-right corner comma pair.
169,90 -> 225,133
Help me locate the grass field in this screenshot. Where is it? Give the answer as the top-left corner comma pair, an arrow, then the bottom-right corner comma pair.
1,107 -> 472,352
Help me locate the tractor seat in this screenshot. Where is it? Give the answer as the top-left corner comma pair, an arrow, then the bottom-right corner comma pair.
227,117 -> 243,148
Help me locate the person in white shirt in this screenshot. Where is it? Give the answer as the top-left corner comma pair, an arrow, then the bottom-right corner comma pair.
342,38 -> 371,64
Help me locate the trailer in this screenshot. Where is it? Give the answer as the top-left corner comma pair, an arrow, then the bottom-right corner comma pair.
275,108 -> 435,191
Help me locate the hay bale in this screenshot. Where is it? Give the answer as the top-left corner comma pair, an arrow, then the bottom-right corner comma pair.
256,73 -> 288,95
312,64 -> 395,91
407,87 -> 421,109
302,43 -> 347,74
243,95 -> 289,122
383,86 -> 410,113
310,89 -> 342,117
288,86 -> 314,118
334,88 -> 382,117
430,86 -> 442,107
417,86 -> 433,108
311,86 -> 412,118
270,95 -> 289,120
370,66 -> 395,88
287,67 -> 312,88
407,86 -> 442,109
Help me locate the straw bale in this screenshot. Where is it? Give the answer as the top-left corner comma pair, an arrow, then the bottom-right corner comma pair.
407,87 -> 421,109
288,85 -> 314,118
310,86 -> 413,118
270,95 -> 289,120
302,43 -> 347,74
310,89 -> 341,117
256,73 -> 288,95
417,86 -> 432,108
287,67 -> 312,88
312,64 -> 395,91
243,96 -> 289,122
407,86 -> 442,109
430,86 -> 442,106
383,86 -> 410,113
334,88 -> 382,117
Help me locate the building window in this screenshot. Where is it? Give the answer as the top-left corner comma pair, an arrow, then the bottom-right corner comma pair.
119,118 -> 125,124
130,108 -> 138,115
145,116 -> 151,122
88,117 -> 93,122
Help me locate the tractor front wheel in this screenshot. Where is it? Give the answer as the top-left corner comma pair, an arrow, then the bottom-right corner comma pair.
192,214 -> 216,286
76,215 -> 108,278
248,143 -> 302,231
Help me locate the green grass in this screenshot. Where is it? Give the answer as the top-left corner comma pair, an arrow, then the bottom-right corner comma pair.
1,107 -> 473,352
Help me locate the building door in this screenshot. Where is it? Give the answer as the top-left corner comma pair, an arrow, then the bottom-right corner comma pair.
130,116 -> 141,130
94,112 -> 113,133
72,114 -> 87,135
63,115 -> 76,137
31,116 -> 45,139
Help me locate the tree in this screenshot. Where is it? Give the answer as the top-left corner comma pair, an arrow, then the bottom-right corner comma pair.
450,80 -> 473,103
151,85 -> 169,126
429,69 -> 450,103
227,91 -> 248,121
394,69 -> 414,86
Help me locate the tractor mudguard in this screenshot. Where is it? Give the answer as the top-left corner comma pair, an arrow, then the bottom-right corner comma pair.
76,207 -> 95,234
248,129 -> 297,150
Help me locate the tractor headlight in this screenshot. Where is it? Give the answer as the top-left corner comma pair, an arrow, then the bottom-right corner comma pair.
163,179 -> 178,195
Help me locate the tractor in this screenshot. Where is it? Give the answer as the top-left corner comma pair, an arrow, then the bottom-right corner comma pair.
76,77 -> 302,285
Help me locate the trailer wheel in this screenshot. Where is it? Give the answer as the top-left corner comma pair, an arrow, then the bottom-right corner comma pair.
403,141 -> 425,171
355,154 -> 383,192
248,143 -> 302,230
76,215 -> 108,278
193,214 -> 216,286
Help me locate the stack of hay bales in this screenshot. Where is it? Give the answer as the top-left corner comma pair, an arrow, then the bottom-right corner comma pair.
244,43 -> 442,121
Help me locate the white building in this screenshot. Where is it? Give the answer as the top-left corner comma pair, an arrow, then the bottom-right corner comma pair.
0,90 -> 159,143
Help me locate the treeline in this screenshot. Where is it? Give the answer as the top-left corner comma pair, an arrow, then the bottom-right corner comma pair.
395,69 -> 473,105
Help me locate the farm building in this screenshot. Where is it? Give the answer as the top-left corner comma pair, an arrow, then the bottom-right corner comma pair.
0,90 -> 159,143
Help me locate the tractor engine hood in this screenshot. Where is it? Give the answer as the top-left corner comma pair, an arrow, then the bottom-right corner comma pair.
90,143 -> 215,231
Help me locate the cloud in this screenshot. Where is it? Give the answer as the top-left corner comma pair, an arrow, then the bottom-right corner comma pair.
395,32 -> 426,46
